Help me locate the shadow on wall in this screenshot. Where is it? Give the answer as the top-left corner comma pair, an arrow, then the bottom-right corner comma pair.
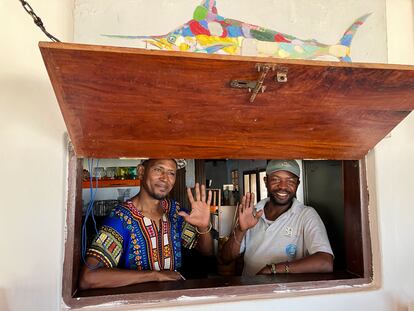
0,75 -> 65,141
0,288 -> 10,311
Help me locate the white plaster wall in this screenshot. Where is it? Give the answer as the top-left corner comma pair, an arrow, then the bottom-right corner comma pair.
0,1 -> 73,311
373,2 -> 414,307
0,0 -> 413,311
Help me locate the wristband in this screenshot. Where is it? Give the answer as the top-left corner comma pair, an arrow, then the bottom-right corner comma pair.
195,222 -> 212,234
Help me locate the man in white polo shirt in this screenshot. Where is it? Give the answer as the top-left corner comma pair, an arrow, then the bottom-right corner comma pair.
221,160 -> 333,276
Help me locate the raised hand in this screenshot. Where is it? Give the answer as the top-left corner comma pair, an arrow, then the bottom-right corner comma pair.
238,192 -> 263,232
178,183 -> 212,230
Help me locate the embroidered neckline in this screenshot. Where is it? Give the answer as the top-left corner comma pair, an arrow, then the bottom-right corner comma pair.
123,199 -> 171,220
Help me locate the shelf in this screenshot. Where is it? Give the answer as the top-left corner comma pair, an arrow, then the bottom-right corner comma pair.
40,42 -> 414,159
82,179 -> 140,189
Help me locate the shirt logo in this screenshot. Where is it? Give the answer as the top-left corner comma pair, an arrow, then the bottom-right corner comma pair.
284,226 -> 293,237
285,244 -> 297,258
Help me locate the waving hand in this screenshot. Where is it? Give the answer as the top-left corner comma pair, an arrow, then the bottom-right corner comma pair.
178,183 -> 212,230
238,192 -> 263,232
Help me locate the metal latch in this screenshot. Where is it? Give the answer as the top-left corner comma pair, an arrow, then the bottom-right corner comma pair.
230,64 -> 289,103
230,80 -> 259,91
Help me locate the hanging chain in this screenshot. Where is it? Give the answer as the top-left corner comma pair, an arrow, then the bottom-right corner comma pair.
19,0 -> 61,42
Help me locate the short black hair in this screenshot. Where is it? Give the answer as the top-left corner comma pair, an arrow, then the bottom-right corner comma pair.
140,159 -> 177,169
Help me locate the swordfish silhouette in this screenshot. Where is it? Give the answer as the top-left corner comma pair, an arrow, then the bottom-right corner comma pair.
104,0 -> 371,62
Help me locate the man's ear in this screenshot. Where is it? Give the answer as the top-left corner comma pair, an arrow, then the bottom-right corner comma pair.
137,164 -> 145,180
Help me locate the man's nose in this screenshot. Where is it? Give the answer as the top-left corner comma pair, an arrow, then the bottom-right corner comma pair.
159,170 -> 168,180
278,180 -> 289,189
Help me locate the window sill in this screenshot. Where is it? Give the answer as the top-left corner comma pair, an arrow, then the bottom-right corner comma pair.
66,272 -> 371,309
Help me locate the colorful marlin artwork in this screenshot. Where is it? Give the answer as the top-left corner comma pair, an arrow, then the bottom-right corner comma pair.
105,0 -> 371,62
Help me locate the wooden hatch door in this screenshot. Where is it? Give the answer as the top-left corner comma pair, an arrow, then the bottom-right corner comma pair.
39,42 -> 414,159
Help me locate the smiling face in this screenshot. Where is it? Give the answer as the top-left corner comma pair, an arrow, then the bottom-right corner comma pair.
265,170 -> 300,206
139,159 -> 177,200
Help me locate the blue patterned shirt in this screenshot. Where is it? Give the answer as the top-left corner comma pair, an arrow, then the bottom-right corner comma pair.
87,199 -> 185,271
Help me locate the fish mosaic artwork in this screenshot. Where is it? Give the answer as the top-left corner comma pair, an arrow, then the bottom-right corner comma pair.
104,0 -> 371,62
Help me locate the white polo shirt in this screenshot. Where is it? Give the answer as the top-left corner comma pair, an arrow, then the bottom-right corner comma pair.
240,198 -> 333,276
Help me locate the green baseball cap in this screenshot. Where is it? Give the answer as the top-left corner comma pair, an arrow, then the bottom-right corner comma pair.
266,160 -> 300,178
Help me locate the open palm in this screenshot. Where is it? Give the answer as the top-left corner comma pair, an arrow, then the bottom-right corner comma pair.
238,192 -> 263,231
178,183 -> 212,229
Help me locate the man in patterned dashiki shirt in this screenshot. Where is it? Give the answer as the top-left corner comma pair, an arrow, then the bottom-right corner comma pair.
79,159 -> 213,289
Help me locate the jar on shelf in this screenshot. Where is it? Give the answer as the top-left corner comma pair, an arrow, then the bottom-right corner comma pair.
93,167 -> 106,179
127,167 -> 137,179
117,167 -> 129,180
106,167 -> 117,179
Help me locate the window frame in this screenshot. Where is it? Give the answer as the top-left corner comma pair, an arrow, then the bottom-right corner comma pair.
62,145 -> 373,309
243,169 -> 267,204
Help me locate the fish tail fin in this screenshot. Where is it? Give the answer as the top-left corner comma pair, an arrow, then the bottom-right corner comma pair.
332,13 -> 371,62
338,13 -> 372,47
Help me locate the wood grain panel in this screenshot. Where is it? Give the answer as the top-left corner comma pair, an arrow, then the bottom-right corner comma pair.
343,160 -> 364,277
39,42 -> 414,159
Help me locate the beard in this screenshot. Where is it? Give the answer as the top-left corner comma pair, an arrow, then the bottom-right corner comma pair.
151,192 -> 168,200
141,179 -> 172,201
145,184 -> 171,200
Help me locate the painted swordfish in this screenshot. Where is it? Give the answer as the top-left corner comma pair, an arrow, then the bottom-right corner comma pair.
104,0 -> 371,62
